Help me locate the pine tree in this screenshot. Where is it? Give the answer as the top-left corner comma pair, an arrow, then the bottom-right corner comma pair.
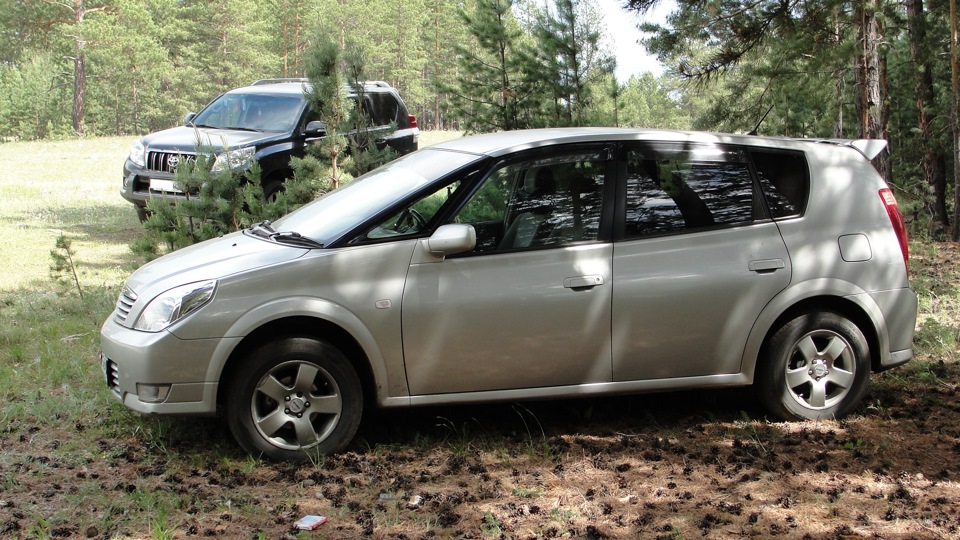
443,0 -> 531,132
530,0 -> 614,127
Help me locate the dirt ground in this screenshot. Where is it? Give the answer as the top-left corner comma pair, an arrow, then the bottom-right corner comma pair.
2,245 -> 959,539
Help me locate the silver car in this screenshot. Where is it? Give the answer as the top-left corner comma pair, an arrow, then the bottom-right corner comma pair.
100,128 -> 917,461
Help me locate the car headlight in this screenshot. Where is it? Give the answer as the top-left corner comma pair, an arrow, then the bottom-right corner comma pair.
129,140 -> 145,168
134,281 -> 217,332
211,147 -> 255,172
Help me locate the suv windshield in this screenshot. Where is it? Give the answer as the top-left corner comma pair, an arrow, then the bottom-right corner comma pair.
191,92 -> 305,133
272,148 -> 483,245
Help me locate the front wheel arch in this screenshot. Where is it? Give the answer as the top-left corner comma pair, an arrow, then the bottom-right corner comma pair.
217,316 -> 376,414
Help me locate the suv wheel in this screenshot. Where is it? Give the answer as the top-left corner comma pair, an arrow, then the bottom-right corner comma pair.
262,178 -> 284,202
135,205 -> 150,223
757,311 -> 870,421
226,337 -> 363,461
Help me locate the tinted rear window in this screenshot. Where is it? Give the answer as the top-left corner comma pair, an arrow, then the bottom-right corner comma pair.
750,149 -> 809,219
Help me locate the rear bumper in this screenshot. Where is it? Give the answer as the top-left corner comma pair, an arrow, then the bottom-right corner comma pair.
868,287 -> 918,370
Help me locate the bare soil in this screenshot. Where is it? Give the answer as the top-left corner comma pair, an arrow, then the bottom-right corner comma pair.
1,245 -> 958,539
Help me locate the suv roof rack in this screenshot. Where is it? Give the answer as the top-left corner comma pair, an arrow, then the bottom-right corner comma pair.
250,78 -> 395,89
251,78 -> 308,85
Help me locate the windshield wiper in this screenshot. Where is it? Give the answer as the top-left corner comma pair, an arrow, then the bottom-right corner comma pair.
223,125 -> 261,132
248,220 -> 323,248
249,220 -> 276,239
269,231 -> 324,249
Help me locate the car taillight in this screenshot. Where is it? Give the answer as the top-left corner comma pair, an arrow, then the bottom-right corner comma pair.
879,188 -> 909,274
408,115 -> 418,129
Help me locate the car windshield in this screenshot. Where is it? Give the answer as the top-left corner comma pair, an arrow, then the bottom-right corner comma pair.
191,92 -> 305,133
272,148 -> 483,245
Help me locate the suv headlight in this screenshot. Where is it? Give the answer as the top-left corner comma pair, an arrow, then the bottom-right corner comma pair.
211,147 -> 255,173
134,281 -> 217,332
129,140 -> 145,167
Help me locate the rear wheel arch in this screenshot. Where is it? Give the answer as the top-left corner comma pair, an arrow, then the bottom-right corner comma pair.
757,296 -> 882,374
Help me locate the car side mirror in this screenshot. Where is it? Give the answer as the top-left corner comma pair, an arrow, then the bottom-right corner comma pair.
426,224 -> 476,258
183,112 -> 196,125
305,120 -> 326,135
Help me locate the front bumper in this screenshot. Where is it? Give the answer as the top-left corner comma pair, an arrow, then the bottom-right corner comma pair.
121,159 -> 190,209
100,318 -> 238,416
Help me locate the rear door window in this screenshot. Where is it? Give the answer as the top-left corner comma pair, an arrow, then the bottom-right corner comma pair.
623,144 -> 758,237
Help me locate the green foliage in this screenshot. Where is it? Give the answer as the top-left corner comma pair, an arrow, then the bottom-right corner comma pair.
131,150 -> 324,259
49,234 -> 84,299
443,0 -> 533,132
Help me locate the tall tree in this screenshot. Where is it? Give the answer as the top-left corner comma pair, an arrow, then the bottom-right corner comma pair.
41,0 -> 112,136
530,0 -> 614,126
906,0 -> 949,229
444,0 -> 530,132
952,0 -> 960,240
630,1 -> 890,156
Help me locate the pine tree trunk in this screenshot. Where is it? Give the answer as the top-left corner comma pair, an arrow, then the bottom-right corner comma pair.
908,0 -> 950,230
854,0 -> 886,174
951,0 -> 960,241
73,48 -> 85,136
72,1 -> 87,136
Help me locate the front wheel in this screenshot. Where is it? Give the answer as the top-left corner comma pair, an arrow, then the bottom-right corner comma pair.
225,337 -> 363,461
757,311 -> 871,421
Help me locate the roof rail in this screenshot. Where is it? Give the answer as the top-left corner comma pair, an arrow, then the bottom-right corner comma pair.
251,78 -> 308,86
249,78 -> 392,90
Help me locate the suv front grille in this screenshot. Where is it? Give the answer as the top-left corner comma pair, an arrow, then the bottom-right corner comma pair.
146,151 -> 195,173
114,287 -> 137,325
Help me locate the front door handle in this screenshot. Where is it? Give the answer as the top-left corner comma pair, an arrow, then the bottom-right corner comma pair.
563,275 -> 604,289
748,259 -> 786,274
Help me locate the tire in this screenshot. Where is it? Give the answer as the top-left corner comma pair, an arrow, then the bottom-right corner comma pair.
225,337 -> 363,461
757,311 -> 871,421
135,205 -> 150,223
262,178 -> 284,202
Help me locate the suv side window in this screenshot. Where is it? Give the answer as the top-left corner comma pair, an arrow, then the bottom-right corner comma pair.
750,149 -> 809,219
454,151 -> 608,253
624,145 -> 756,237
369,93 -> 400,126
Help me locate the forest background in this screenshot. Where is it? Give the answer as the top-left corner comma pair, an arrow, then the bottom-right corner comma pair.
0,0 -> 958,237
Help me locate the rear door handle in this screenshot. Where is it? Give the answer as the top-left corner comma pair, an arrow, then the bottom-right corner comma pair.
748,259 -> 786,273
564,275 -> 604,289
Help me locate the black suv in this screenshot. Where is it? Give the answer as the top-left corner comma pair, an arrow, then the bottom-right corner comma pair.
121,79 -> 419,220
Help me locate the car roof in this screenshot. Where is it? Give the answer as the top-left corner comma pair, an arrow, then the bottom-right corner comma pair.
225,80 -> 401,97
429,127 -> 876,160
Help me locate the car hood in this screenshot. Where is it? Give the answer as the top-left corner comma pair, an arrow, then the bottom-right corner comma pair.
127,231 -> 309,299
140,125 -> 285,153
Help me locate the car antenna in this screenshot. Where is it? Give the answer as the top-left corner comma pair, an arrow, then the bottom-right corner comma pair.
747,104 -> 775,136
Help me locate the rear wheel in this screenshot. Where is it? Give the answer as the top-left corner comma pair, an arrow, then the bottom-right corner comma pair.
757,311 -> 870,420
225,337 -> 363,461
